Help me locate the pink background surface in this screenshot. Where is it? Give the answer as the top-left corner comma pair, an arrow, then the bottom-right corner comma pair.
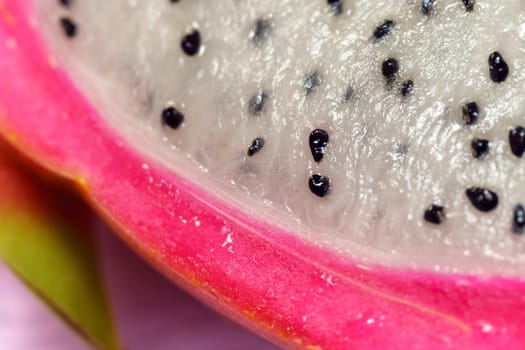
0,223 -> 279,350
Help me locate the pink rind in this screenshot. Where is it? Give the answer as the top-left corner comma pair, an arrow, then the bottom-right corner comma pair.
1,2 -> 525,349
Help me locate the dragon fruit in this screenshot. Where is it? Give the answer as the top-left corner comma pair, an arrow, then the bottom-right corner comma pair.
2,0 -> 525,349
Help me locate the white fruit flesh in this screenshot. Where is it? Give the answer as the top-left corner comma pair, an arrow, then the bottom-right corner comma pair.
36,0 -> 525,275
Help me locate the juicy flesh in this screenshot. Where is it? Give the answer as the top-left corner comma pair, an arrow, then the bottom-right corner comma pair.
36,0 -> 525,275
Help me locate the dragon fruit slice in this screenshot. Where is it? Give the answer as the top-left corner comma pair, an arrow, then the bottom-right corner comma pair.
1,1 -> 525,349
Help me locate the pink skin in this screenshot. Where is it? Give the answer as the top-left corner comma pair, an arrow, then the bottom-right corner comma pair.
1,1 -> 525,349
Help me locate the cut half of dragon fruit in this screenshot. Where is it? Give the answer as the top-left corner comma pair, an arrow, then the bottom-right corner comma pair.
2,0 -> 525,349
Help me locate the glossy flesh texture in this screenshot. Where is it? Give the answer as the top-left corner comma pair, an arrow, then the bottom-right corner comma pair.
36,0 -> 525,276
1,1 -> 525,349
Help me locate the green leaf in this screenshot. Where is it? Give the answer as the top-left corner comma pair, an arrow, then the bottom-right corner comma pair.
0,146 -> 120,350
0,212 -> 119,350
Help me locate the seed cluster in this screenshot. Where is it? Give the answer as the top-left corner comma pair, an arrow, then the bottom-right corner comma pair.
307,126 -> 331,197
428,59 -> 523,229
58,0 -> 524,235
363,4 -> 518,232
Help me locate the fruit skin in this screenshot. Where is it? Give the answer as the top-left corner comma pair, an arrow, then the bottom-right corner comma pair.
2,2 -> 525,349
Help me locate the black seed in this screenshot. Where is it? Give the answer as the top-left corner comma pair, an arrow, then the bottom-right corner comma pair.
248,92 -> 268,115
373,20 -> 395,42
421,0 -> 434,15
471,138 -> 489,159
344,86 -> 354,102
382,58 -> 399,84
60,17 -> 77,38
424,204 -> 446,224
462,102 -> 479,125
308,174 -> 331,198
462,0 -> 474,12
465,187 -> 499,212
247,137 -> 265,157
59,0 -> 72,8
395,142 -> 409,157
488,51 -> 509,83
181,29 -> 201,56
161,106 -> 184,129
252,19 -> 271,46
304,71 -> 321,95
309,129 -> 329,163
509,126 -> 525,158
400,80 -> 414,97
513,204 -> 525,234
327,0 -> 343,15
